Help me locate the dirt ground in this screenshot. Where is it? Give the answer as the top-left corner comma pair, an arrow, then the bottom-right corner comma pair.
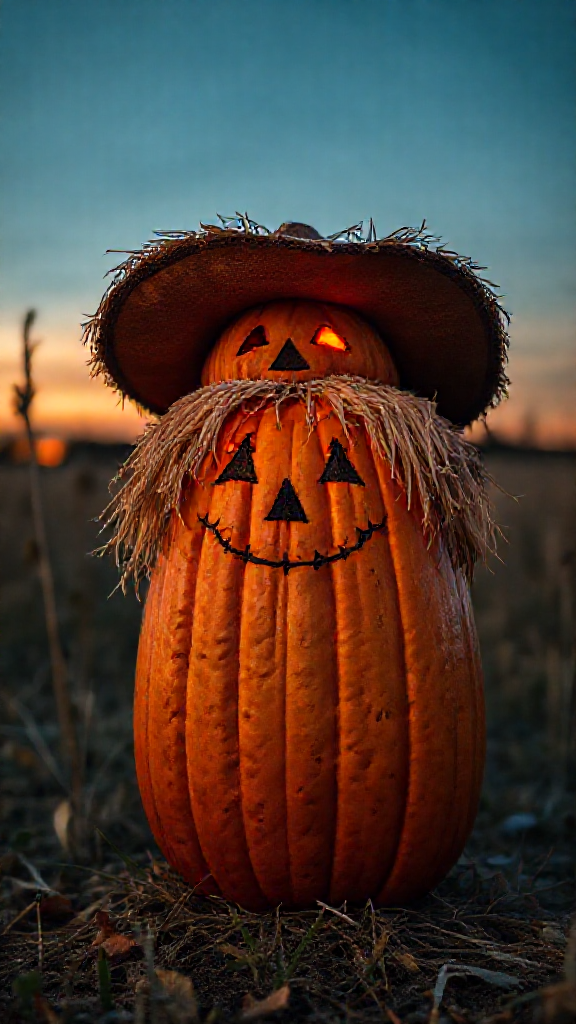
0,444 -> 575,1023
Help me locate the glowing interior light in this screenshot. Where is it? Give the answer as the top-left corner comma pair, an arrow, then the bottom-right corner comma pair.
313,326 -> 349,351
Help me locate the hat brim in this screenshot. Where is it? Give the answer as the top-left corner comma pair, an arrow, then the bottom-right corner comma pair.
84,222 -> 509,425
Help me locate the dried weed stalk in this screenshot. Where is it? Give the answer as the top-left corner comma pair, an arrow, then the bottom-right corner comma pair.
13,311 -> 83,817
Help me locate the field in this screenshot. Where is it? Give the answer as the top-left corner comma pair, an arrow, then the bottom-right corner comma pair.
1,446 -> 575,1022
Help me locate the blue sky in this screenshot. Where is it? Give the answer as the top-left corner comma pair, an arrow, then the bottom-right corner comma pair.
1,0 -> 574,442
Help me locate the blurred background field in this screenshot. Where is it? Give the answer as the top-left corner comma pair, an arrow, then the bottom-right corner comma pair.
0,440 -> 574,1020
1,0 -> 575,1016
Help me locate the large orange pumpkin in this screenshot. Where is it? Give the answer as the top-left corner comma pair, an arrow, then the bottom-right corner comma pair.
133,300 -> 485,910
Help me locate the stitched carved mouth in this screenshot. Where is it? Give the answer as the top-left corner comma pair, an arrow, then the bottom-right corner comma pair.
198,512 -> 387,575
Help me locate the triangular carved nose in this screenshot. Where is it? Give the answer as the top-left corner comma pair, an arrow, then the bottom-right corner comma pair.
268,339 -> 310,372
264,479 -> 309,522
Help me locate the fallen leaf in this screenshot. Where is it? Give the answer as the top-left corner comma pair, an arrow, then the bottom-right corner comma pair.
103,931 -> 136,957
90,910 -> 137,958
241,985 -> 290,1020
91,910 -> 116,944
155,969 -> 198,1022
394,952 -> 419,973
53,799 -> 72,852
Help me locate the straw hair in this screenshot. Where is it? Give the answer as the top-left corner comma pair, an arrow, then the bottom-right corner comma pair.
98,375 -> 497,591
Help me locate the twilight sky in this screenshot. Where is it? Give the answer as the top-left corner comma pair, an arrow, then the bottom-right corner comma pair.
1,0 -> 574,444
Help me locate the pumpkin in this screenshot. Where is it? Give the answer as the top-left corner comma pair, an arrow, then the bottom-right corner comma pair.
200,299 -> 399,387
133,300 -> 485,910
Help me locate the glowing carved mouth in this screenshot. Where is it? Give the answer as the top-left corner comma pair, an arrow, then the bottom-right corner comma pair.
197,512 -> 387,575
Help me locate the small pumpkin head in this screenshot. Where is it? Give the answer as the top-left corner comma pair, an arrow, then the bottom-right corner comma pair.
200,300 -> 399,386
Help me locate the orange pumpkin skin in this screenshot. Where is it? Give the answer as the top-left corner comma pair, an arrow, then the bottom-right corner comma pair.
134,395 -> 485,909
200,300 -> 400,386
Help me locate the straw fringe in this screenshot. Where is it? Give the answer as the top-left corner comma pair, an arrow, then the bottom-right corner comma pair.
98,376 -> 497,592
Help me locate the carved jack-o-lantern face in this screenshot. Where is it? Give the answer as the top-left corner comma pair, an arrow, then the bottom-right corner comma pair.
200,299 -> 399,386
197,300 -> 399,573
199,423 -> 387,574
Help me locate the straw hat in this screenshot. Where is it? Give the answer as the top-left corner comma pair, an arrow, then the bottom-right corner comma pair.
83,216 -> 510,425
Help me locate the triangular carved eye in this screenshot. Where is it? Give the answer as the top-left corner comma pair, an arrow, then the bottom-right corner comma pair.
264,479 -> 309,522
319,438 -> 365,485
311,325 -> 350,352
236,325 -> 269,356
215,435 -> 258,484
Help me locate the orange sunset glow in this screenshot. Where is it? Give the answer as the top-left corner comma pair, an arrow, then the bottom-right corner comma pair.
0,313 -> 574,449
1,0 -> 574,457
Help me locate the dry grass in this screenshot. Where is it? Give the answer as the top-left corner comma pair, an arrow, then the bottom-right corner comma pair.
1,856 -> 573,1023
0,445 -> 575,1022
